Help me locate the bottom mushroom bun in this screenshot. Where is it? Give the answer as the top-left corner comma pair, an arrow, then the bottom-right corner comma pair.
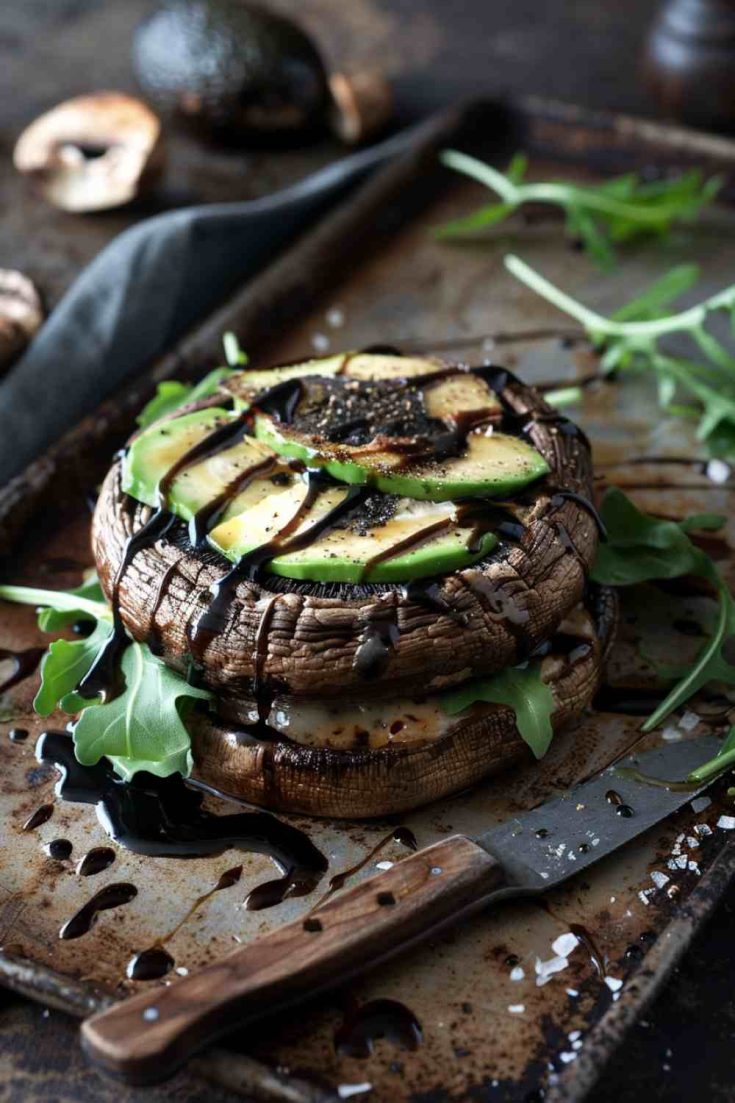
92,351 -> 615,817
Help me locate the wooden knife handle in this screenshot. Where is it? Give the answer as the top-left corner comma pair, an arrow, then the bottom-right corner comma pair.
81,835 -> 506,1085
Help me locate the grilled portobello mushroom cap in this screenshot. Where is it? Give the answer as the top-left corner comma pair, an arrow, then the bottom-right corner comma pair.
189,586 -> 617,817
93,357 -> 600,706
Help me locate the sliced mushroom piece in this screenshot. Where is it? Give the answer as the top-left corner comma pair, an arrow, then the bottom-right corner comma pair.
0,270 -> 43,369
189,587 -> 617,818
13,93 -> 164,213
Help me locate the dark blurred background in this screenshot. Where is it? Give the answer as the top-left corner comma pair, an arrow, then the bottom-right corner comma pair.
2,2 -> 735,1101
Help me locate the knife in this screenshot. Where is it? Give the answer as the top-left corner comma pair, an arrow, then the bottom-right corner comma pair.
81,734 -> 722,1084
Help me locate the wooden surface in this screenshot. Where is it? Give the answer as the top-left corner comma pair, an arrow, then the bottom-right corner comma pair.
0,2 -> 731,1102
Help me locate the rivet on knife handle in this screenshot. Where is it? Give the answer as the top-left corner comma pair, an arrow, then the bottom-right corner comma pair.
80,835 -> 506,1085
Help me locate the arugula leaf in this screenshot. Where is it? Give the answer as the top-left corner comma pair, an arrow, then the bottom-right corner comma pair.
591,488 -> 735,745
34,620 -> 112,716
504,254 -> 735,458
590,488 -> 717,588
0,578 -> 211,780
136,332 -> 248,428
72,642 -> 211,781
440,662 -> 555,759
436,152 -> 719,268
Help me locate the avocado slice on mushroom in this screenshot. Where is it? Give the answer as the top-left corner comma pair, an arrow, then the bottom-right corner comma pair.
14,93 -> 164,213
94,361 -> 598,701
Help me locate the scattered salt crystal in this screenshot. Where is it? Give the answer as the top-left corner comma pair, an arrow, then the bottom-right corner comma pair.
567,851 -> 577,861
535,955 -> 569,985
694,823 -> 713,837
662,725 -> 683,743
638,890 -> 651,906
667,859 -> 680,871
559,1052 -> 577,1064
311,332 -> 330,352
674,855 -> 688,869
510,965 -> 525,982
591,837 -> 601,847
718,815 -> 735,830
572,1039 -> 583,1051
706,458 -> 730,484
175,967 -> 189,976
605,976 -> 623,993
568,1030 -> 582,1042
552,932 -> 580,958
326,307 -> 345,329
678,710 -> 699,732
338,1083 -> 372,1099
375,861 -> 393,870
688,860 -> 700,874
539,871 -> 550,880
508,1004 -> 525,1014
566,989 -> 579,998
686,836 -> 699,849
691,796 -> 711,814
651,871 -> 670,889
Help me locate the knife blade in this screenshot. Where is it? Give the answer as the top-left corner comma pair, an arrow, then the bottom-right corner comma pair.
81,734 -> 724,1085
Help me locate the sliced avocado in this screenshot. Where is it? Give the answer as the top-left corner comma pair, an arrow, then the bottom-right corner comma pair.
221,352 -> 460,410
123,407 -> 278,522
255,417 -> 549,501
208,489 -> 499,582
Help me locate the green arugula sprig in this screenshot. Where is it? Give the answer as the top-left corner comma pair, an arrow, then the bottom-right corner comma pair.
591,488 -> 735,782
0,578 -> 211,780
505,255 -> 735,457
441,661 -> 555,760
137,331 -> 247,428
436,151 -> 719,269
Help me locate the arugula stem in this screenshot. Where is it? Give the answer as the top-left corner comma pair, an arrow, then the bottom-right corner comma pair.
441,151 -> 699,228
0,584 -> 112,622
504,255 -> 735,341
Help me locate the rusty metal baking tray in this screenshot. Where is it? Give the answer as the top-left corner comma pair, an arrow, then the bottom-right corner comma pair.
2,98 -> 735,1102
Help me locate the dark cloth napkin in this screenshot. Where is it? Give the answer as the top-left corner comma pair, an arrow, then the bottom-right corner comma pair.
0,123 -> 424,485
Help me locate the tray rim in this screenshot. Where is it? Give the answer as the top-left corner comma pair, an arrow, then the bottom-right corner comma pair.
3,94 -> 735,1102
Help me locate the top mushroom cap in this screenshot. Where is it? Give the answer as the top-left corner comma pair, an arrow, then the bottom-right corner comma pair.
13,92 -> 164,212
92,356 -> 601,702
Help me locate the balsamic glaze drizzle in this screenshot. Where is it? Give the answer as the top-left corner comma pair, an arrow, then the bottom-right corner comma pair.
37,730 -> 327,893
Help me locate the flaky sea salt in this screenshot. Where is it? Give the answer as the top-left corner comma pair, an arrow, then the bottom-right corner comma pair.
717,815 -> 735,830
311,332 -> 330,352
651,870 -> 670,889
605,976 -> 623,993
508,1004 -> 525,1014
690,796 -> 711,814
552,932 -> 580,958
706,458 -> 731,484
678,710 -> 700,732
510,966 -> 525,982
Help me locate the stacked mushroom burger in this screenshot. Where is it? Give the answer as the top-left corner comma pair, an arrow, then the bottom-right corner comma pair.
93,352 -> 615,817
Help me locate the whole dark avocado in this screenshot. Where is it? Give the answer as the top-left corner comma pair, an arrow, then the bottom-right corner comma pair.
132,0 -> 330,141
